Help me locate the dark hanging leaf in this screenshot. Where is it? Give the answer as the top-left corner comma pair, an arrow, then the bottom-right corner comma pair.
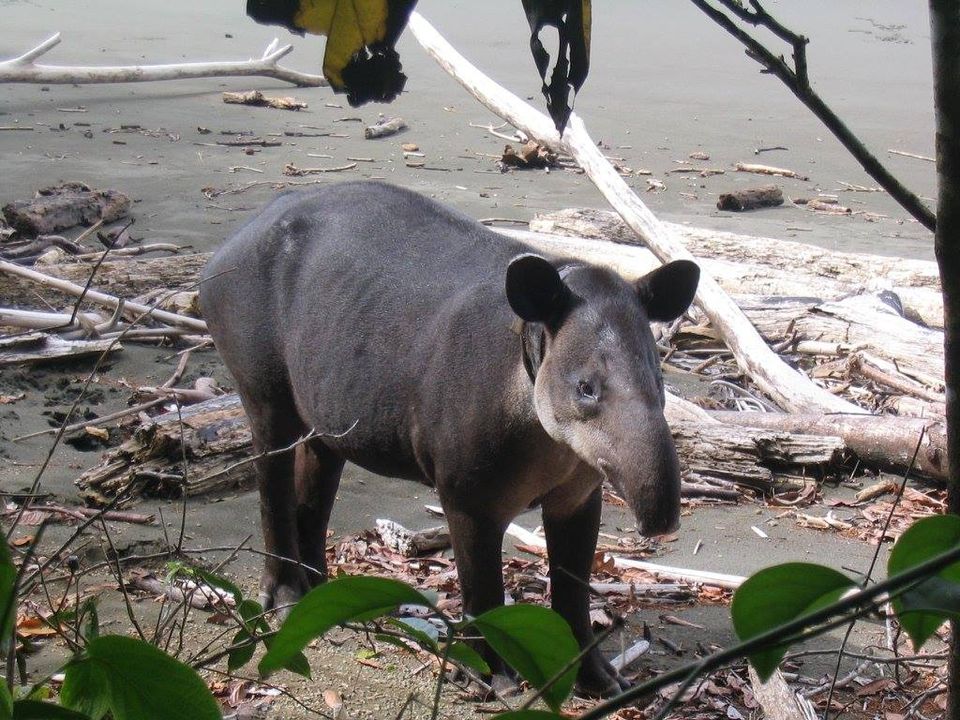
521,0 -> 592,132
246,0 -> 417,105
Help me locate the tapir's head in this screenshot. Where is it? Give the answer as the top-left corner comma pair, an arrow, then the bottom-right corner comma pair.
506,255 -> 700,537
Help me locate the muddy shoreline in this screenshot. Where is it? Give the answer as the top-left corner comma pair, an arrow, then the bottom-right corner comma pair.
0,1 -> 942,717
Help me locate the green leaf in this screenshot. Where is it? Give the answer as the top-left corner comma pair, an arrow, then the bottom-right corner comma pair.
888,514 -> 960,648
470,605 -> 579,712
227,628 -> 257,673
0,539 -> 17,654
493,712 -> 566,720
237,599 -> 268,634
12,700 -> 91,719
445,641 -> 490,676
79,599 -> 98,643
189,568 -> 243,605
0,681 -> 12,720
60,658 -> 110,720
283,651 -> 311,678
258,576 -> 432,676
731,562 -> 855,681
63,636 -> 220,720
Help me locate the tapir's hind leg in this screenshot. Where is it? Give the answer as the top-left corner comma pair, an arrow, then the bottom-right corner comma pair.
238,385 -> 312,614
294,439 -> 344,586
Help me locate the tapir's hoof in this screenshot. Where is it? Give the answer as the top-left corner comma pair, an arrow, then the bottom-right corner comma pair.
259,570 -> 311,619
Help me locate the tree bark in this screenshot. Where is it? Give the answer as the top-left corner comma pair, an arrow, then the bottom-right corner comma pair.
928,2 -> 960,716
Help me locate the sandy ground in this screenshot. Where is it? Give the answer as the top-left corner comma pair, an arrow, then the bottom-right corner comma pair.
0,1 -> 943,717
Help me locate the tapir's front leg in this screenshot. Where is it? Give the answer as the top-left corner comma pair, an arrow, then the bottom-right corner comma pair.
442,502 -> 510,676
543,486 -> 630,697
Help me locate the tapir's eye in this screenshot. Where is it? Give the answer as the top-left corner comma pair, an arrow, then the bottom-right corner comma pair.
576,380 -> 597,400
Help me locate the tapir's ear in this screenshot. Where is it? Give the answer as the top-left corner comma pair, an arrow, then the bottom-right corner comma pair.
505,254 -> 570,323
636,260 -> 700,322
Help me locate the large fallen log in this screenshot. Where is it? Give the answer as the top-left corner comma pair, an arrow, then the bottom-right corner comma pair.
0,253 -> 209,305
670,420 -> 843,491
76,393 -> 844,503
530,208 -> 942,328
408,12 -> 861,416
0,259 -> 207,332
711,411 -> 947,482
0,332 -> 120,366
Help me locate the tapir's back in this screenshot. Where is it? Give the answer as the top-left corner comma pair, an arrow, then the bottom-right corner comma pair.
200,181 -> 530,468
203,181 -> 523,331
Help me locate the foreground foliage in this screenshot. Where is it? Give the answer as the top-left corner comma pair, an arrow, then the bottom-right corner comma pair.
1,514 -> 957,719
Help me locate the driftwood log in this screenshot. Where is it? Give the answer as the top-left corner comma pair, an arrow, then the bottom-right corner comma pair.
737,294 -> 944,390
711,411 -> 946,481
529,208 -> 942,328
0,259 -> 206,333
364,117 -> 406,139
76,394 -> 251,505
670,420 -> 843,491
0,253 -> 208,305
3,183 -> 130,237
375,519 -> 451,557
222,90 -> 306,110
0,34 -> 326,87
717,185 -> 784,211
0,332 -> 120,366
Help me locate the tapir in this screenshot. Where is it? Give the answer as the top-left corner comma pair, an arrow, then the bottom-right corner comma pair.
199,181 -> 699,696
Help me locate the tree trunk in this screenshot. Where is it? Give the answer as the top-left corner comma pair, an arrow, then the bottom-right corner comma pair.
929,2 -> 960,716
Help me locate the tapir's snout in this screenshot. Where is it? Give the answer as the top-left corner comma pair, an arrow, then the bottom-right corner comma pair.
597,416 -> 681,538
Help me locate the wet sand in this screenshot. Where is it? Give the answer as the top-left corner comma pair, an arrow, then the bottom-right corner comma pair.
0,1 -> 939,715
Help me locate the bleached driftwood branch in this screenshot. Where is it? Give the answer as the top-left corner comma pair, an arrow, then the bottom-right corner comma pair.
0,34 -> 326,87
408,12 -> 862,416
0,258 -> 207,332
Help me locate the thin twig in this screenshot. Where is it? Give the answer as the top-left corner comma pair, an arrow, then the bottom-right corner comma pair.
99,517 -> 148,643
822,427 -> 927,716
